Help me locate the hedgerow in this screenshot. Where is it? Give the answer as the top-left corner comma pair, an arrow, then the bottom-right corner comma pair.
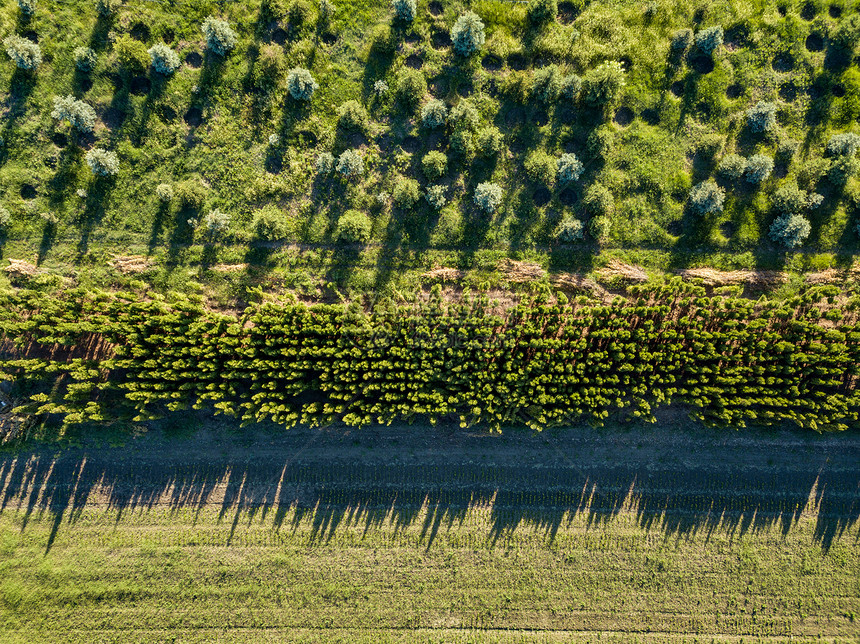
3,282 -> 860,432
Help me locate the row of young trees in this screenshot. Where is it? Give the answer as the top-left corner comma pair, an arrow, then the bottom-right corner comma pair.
2,281 -> 859,432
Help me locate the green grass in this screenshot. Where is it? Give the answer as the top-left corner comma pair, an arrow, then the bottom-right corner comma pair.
0,502 -> 857,642
0,0 -> 858,303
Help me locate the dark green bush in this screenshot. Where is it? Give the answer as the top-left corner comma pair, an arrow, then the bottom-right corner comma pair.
671,28 -> 693,52
425,185 -> 447,210
524,150 -> 556,187
554,217 -> 584,241
391,0 -> 416,22
527,0 -> 557,25
557,153 -> 583,183
449,100 -> 479,131
582,61 -> 626,111
114,35 -> 150,72
476,127 -> 503,157
532,65 -> 562,104
560,74 -> 582,100
253,205 -> 291,240
392,178 -> 422,210
422,151 -> 448,181
583,183 -> 614,217
337,100 -> 369,132
336,209 -> 372,243
74,47 -> 97,73
175,181 -> 207,210
395,68 -> 426,109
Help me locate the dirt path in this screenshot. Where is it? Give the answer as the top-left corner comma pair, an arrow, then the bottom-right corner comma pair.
0,418 -> 858,549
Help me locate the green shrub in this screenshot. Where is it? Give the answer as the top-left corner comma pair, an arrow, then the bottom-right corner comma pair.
289,0 -> 315,28
337,100 -> 369,132
476,126 -> 503,157
149,43 -> 180,75
0,205 -> 11,230
745,154 -> 773,184
253,205 -> 290,240
826,132 -> 860,157
4,35 -> 41,70
797,157 -> 830,188
392,178 -> 422,210
717,153 -> 746,181
175,181 -> 207,210
425,185 -> 446,210
450,129 -> 474,157
527,0 -> 557,25
582,61 -> 625,111
336,149 -> 363,178
155,183 -> 173,203
422,151 -> 448,181
431,208 -> 463,245
589,215 -> 611,241
560,74 -> 582,100
532,65 -> 562,104
694,26 -> 723,55
202,17 -> 237,56
51,95 -> 97,132
688,180 -> 725,215
555,217 -> 584,242
769,213 -> 810,248
395,68 -> 426,108
525,150 -> 556,187
421,99 -> 447,129
772,182 -> 809,215
746,101 -> 777,133
315,152 -> 335,175
85,148 -> 119,177
115,35 -> 149,72
828,156 -> 859,186
74,46 -> 97,73
17,0 -> 36,17
671,29 -> 693,52
95,0 -> 120,17
336,209 -> 371,243
474,182 -> 502,213
371,24 -> 397,56
451,12 -> 485,57
391,0 -> 416,22
449,100 -> 479,131
287,67 -> 319,100
557,153 -> 583,183
583,183 -> 614,217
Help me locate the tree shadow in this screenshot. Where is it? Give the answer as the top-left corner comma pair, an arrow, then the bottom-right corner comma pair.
76,177 -> 114,258
0,420 -> 857,554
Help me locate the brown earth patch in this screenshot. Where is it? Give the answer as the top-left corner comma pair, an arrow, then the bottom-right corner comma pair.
678,267 -> 788,288
499,258 -> 545,283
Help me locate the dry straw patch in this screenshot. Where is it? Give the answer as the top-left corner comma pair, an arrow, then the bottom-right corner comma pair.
111,255 -> 154,274
499,258 -> 545,283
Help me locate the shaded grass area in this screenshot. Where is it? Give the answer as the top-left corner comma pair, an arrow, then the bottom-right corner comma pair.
0,421 -> 858,641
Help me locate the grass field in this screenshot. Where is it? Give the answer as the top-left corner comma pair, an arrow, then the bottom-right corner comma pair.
1,0 -> 859,304
0,420 -> 857,642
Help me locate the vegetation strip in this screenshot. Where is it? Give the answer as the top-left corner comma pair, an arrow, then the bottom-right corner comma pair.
2,278 -> 860,431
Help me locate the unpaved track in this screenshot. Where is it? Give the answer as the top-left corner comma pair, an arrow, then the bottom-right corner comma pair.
1,417 -> 858,548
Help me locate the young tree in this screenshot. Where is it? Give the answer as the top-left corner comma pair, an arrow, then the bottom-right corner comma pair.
149,43 -> 181,75
4,35 -> 41,70
688,180 -> 725,215
451,12 -> 486,57
85,149 -> 120,176
287,68 -> 319,100
474,182 -> 502,213
51,96 -> 97,133
202,17 -> 237,56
